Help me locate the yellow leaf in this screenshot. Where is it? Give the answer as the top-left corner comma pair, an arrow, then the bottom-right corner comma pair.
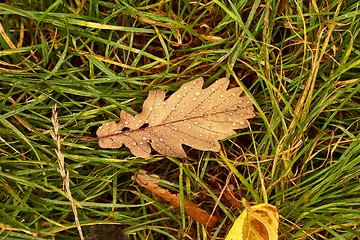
225,202 -> 279,240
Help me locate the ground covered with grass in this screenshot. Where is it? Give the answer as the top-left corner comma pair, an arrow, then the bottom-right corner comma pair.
1,0 -> 360,239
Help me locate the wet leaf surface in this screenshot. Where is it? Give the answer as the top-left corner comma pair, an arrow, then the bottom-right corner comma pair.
97,78 -> 255,158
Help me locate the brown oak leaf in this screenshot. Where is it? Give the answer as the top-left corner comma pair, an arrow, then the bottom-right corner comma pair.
97,77 -> 255,158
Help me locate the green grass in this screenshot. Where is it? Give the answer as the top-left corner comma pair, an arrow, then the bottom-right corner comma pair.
1,0 -> 359,239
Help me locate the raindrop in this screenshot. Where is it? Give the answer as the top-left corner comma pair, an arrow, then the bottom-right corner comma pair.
211,88 -> 216,91
149,107 -> 154,111
132,142 -> 137,146
193,97 -> 197,101
195,92 -> 200,96
176,94 -> 181,98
